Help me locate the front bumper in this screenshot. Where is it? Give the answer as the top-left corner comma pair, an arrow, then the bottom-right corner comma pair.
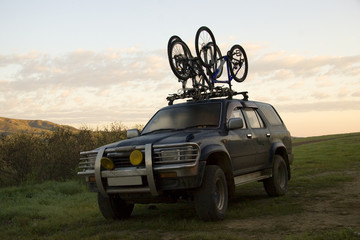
78,142 -> 201,197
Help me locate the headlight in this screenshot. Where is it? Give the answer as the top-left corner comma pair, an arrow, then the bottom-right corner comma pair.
101,157 -> 115,170
160,149 -> 180,161
130,150 -> 143,166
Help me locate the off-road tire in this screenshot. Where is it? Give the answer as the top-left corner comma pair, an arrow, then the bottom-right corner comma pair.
263,155 -> 288,196
97,193 -> 134,220
195,26 -> 217,69
228,44 -> 248,82
194,165 -> 228,221
168,39 -> 192,80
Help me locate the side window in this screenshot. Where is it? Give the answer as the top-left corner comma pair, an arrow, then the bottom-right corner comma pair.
259,105 -> 283,125
229,107 -> 246,129
244,108 -> 265,128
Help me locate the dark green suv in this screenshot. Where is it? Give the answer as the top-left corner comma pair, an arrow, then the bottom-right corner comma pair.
78,97 -> 293,221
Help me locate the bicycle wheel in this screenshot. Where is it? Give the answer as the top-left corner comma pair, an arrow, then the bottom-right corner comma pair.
167,35 -> 182,55
228,44 -> 248,82
213,44 -> 223,79
168,39 -> 192,80
195,26 -> 217,69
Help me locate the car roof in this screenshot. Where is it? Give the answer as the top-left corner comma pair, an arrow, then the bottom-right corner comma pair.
161,98 -> 269,111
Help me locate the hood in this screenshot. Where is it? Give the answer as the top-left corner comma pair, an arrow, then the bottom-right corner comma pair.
100,129 -> 217,149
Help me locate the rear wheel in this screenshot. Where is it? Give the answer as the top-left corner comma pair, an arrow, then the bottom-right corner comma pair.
263,155 -> 288,196
97,193 -> 134,220
194,165 -> 228,221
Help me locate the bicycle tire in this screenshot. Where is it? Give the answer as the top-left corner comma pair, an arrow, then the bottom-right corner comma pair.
195,26 -> 217,69
228,44 -> 248,82
168,39 -> 192,80
213,44 -> 223,79
167,35 -> 182,55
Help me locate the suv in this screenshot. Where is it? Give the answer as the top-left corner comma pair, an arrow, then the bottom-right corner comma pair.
78,96 -> 293,221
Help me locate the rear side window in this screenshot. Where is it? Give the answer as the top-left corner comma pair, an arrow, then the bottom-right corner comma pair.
259,105 -> 283,125
244,108 -> 264,128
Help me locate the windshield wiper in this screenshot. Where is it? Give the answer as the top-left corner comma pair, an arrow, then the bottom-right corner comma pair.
183,124 -> 218,130
141,128 -> 176,135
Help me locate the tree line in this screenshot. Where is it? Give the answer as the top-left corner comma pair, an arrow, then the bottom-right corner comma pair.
0,125 -> 129,187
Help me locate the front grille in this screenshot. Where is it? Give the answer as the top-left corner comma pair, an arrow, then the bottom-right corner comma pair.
78,143 -> 200,172
78,151 -> 97,172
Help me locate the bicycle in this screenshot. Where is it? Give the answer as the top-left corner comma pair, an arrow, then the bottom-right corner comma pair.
167,26 -> 248,96
167,37 -> 214,93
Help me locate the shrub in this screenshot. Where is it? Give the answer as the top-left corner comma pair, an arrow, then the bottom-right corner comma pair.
0,126 -> 127,187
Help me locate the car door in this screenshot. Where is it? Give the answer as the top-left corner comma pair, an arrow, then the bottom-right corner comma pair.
243,108 -> 271,168
225,106 -> 258,175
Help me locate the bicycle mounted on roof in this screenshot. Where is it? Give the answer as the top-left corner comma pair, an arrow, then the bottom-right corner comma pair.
166,26 -> 249,105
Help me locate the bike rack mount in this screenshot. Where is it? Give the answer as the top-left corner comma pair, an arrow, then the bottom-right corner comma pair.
166,87 -> 249,105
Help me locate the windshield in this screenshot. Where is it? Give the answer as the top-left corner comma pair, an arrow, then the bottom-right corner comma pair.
142,102 -> 221,134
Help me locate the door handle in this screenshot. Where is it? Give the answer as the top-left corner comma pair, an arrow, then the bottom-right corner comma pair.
247,134 -> 252,139
266,133 -> 271,137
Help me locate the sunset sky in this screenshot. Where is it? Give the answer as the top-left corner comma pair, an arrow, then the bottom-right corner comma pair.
1,0 -> 359,137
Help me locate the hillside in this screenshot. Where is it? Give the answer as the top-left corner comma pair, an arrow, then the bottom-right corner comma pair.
0,117 -> 77,135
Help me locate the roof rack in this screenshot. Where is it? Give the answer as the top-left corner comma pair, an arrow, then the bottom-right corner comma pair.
166,87 -> 248,105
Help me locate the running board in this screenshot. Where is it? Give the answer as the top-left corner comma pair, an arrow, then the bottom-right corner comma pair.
234,170 -> 272,186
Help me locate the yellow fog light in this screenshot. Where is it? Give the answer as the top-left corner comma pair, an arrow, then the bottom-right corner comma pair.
101,157 -> 115,170
130,150 -> 143,166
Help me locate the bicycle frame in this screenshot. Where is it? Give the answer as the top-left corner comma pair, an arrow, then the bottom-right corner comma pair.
211,55 -> 243,86
186,57 -> 213,91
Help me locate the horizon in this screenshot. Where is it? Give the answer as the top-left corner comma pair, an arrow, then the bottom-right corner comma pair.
1,115 -> 359,138
1,0 -> 360,137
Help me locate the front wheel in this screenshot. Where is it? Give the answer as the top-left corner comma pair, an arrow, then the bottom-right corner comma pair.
263,155 -> 289,196
195,26 -> 217,69
168,39 -> 192,80
194,165 -> 228,221
228,44 -> 248,82
97,193 -> 134,220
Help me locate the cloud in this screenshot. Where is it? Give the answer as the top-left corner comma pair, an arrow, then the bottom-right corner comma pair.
250,52 -> 360,81
0,48 -> 170,92
352,90 -> 360,97
0,48 -> 179,125
276,100 -> 360,113
1,46 -> 360,128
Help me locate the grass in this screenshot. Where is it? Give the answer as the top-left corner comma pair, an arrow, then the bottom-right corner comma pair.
0,133 -> 360,240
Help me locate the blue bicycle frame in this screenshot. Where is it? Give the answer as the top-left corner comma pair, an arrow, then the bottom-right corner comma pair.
211,55 -> 243,86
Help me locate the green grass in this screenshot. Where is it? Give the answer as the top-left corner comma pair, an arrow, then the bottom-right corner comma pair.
285,229 -> 359,240
1,133 -> 360,240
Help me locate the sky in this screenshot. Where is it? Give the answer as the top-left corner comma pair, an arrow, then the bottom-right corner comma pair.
1,0 -> 360,137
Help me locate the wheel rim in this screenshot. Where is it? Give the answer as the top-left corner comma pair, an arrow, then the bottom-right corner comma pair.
171,42 -> 190,78
215,178 -> 225,210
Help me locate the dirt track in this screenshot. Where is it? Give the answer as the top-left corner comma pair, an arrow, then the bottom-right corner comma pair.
225,134 -> 360,239
227,175 -> 360,239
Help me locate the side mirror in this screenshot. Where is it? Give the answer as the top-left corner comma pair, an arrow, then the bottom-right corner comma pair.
127,129 -> 140,139
228,118 -> 244,130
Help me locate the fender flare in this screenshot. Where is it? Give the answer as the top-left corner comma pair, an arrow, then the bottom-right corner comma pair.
269,142 -> 291,179
200,143 -> 231,163
198,144 -> 235,198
